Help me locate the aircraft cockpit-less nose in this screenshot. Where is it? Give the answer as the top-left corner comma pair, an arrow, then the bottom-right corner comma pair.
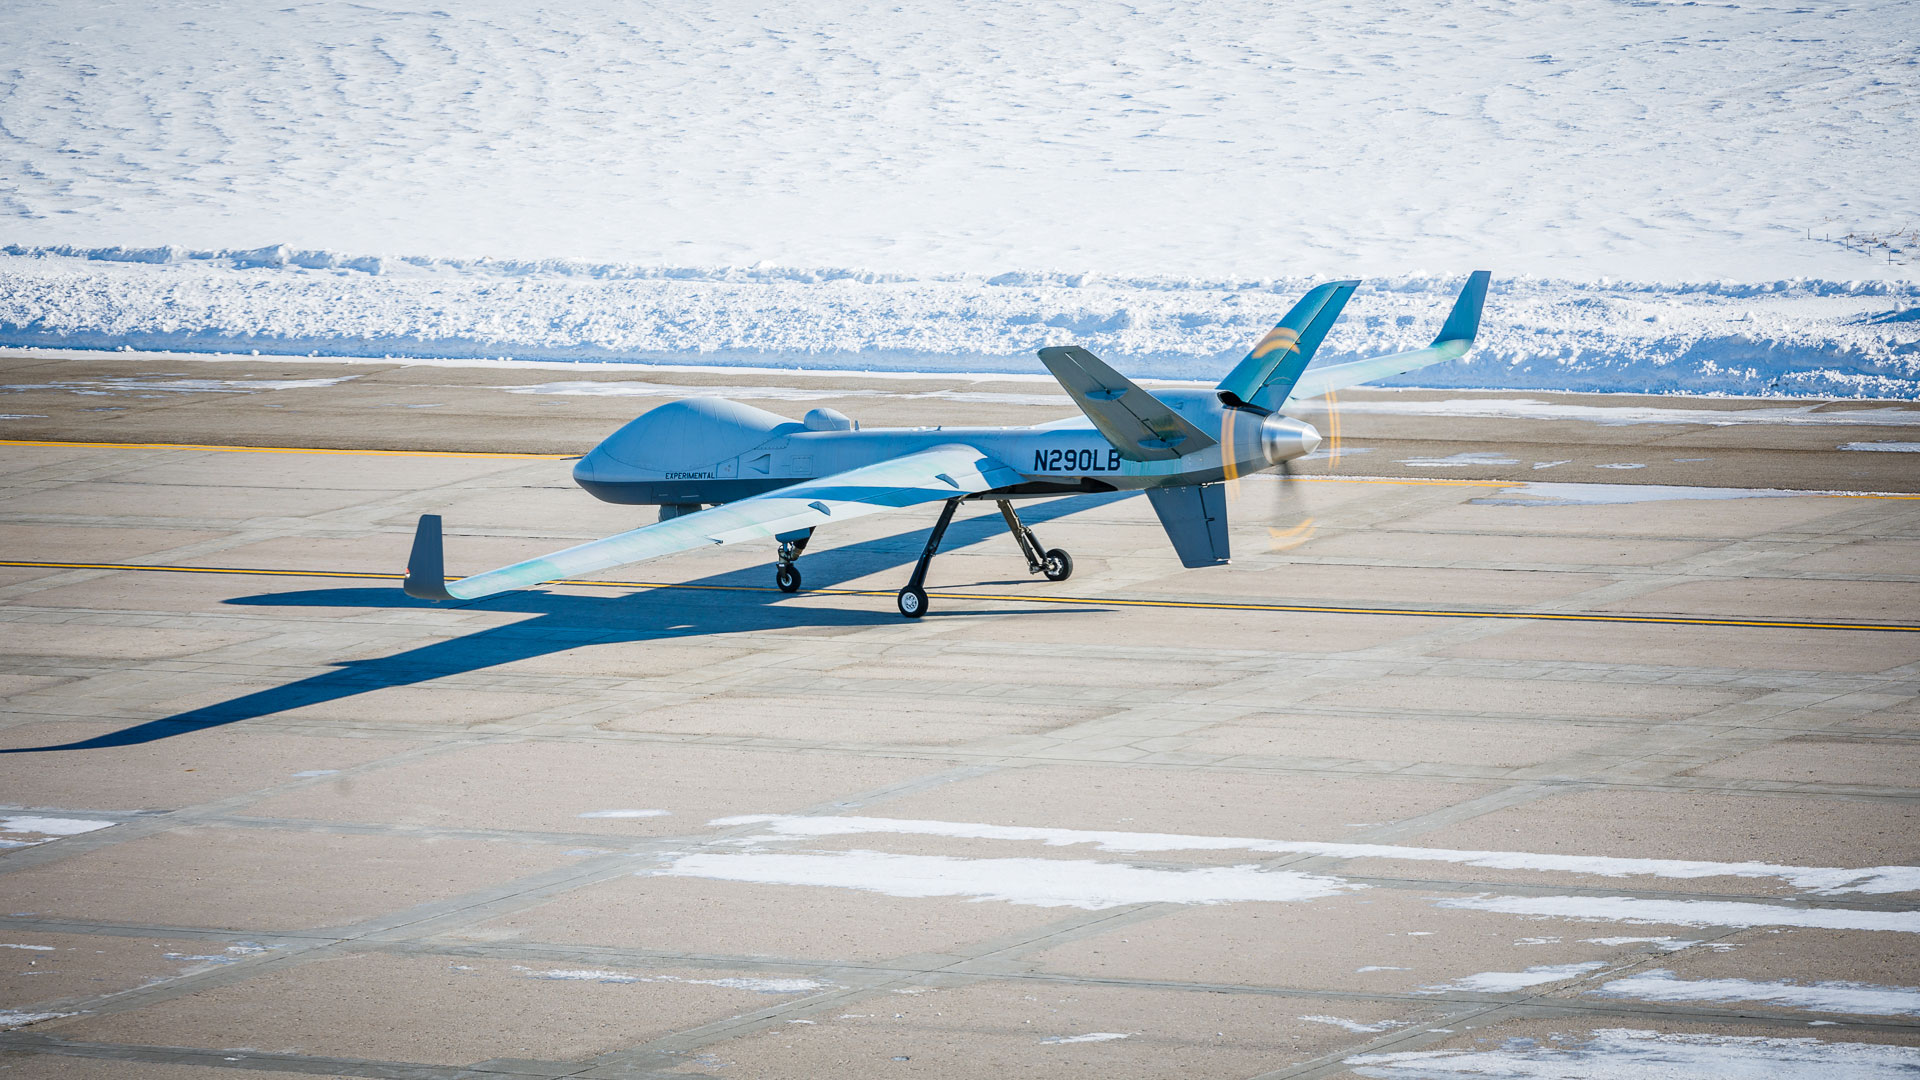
572,397 -> 799,493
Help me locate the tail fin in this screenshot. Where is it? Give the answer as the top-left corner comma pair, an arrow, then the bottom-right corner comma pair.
1146,483 -> 1231,567
403,514 -> 453,601
1216,279 -> 1359,407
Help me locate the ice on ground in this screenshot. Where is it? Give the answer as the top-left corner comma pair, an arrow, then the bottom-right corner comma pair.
0,816 -> 115,837
653,850 -> 1357,910
1301,1015 -> 1405,1034
1581,937 -> 1720,953
1436,895 -> 1920,935
715,815 -> 1920,895
513,967 -> 824,995
0,944 -> 54,951
0,1010 -> 76,1029
1348,1028 -> 1920,1079
1841,442 -> 1920,452
577,809 -> 671,819
1422,962 -> 1608,994
1040,1032 -> 1132,1044
1593,971 -> 1920,1018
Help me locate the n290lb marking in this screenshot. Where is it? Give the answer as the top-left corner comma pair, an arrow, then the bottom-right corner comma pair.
1035,448 -> 1121,473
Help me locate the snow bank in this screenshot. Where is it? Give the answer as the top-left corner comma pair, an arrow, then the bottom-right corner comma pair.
2,251 -> 1914,397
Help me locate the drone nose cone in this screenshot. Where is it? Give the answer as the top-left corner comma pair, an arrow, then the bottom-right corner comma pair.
1260,414 -> 1320,466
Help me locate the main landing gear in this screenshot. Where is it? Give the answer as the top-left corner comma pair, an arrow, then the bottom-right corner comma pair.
774,530 -> 811,593
895,498 -> 1072,619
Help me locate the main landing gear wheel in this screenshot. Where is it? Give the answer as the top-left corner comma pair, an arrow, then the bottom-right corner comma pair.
897,585 -> 928,618
775,563 -> 802,593
1042,548 -> 1074,582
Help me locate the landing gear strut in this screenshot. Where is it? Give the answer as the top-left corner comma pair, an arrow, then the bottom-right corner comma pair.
897,498 -> 960,618
774,530 -> 811,593
997,499 -> 1073,583
895,498 -> 1074,619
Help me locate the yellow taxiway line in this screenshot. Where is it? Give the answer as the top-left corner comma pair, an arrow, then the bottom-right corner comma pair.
5,560 -> 1916,634
0,439 -> 575,459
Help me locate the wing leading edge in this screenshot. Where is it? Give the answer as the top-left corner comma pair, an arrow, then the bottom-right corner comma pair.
405,444 -> 1022,602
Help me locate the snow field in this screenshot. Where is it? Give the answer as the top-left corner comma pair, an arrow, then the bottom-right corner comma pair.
2,251 -> 1914,396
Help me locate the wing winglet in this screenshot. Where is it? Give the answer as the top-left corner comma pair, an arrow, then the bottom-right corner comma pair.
1433,269 -> 1490,346
403,514 -> 453,601
1280,271 -> 1492,404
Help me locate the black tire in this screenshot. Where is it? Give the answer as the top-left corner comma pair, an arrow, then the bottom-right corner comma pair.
775,563 -> 802,593
1042,548 -> 1074,582
897,585 -> 928,618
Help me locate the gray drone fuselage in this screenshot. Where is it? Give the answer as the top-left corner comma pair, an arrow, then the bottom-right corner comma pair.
571,388 -> 1320,509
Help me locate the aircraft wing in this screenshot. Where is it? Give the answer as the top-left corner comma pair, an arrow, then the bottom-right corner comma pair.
404,444 -> 1022,602
1038,346 -> 1217,461
1281,271 -> 1490,404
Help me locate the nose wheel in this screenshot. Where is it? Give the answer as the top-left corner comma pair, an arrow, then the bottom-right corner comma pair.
775,562 -> 802,593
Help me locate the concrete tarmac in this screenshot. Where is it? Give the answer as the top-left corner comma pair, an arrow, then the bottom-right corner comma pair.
0,352 -> 1917,1077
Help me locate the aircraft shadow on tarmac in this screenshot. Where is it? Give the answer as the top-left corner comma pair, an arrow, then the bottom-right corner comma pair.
4,495 -> 1128,753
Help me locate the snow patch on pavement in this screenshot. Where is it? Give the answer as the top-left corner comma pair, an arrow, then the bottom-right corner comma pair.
1841,442 -> 1920,452
1437,895 -> 1920,934
1347,1028 -> 1920,1078
0,1010 -> 76,1029
1422,962 -> 1608,994
1592,970 -> 1920,1017
1300,1015 -> 1406,1034
653,850 -> 1357,910
514,967 -> 825,995
1040,1032 -> 1132,1044
0,816 -> 116,837
1581,937 -> 1722,952
577,809 -> 671,819
713,815 -> 1920,895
